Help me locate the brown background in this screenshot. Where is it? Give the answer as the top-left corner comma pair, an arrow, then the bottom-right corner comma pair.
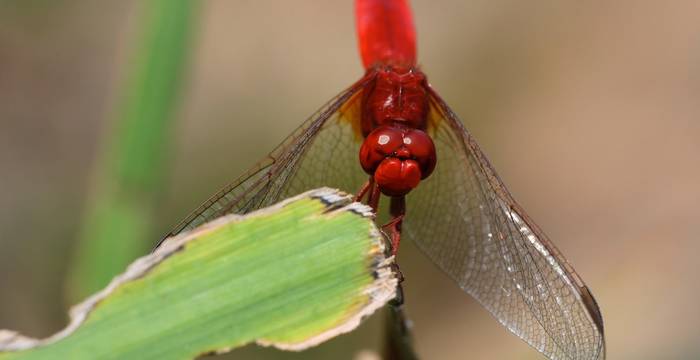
1,1 -> 699,359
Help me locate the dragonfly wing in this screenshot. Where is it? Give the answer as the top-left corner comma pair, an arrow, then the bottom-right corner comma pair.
161,74 -> 375,242
402,87 -> 605,360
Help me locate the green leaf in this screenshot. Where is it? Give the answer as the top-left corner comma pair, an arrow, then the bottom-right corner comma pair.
1,188 -> 398,360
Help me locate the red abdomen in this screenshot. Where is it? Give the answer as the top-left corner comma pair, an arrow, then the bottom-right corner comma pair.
356,0 -> 416,69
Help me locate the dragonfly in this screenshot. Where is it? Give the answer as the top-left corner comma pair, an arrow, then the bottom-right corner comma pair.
160,0 -> 605,359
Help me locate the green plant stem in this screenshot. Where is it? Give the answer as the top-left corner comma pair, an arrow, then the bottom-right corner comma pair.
68,0 -> 197,300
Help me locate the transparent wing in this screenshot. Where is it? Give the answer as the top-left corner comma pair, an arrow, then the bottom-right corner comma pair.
160,74 -> 374,243
403,87 -> 605,360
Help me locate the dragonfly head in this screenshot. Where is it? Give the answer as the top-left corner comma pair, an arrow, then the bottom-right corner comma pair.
359,125 -> 436,196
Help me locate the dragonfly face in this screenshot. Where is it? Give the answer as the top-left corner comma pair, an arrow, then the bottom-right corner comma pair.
359,123 -> 436,196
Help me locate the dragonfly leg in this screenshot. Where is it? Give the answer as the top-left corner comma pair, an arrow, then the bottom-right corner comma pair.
354,177 -> 373,202
383,196 -> 406,256
367,181 -> 382,212
355,177 -> 381,212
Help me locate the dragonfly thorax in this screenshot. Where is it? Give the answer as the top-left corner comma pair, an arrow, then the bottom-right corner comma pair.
359,125 -> 436,196
360,68 -> 429,136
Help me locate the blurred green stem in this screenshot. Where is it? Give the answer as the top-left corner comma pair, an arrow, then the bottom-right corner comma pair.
68,0 -> 197,300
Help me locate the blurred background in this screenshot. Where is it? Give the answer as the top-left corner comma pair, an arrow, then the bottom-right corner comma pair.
1,0 -> 699,359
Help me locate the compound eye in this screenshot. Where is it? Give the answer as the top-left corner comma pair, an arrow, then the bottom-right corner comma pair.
359,126 -> 404,174
403,129 -> 436,178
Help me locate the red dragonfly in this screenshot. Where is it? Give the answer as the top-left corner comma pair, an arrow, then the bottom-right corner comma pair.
162,0 -> 605,359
